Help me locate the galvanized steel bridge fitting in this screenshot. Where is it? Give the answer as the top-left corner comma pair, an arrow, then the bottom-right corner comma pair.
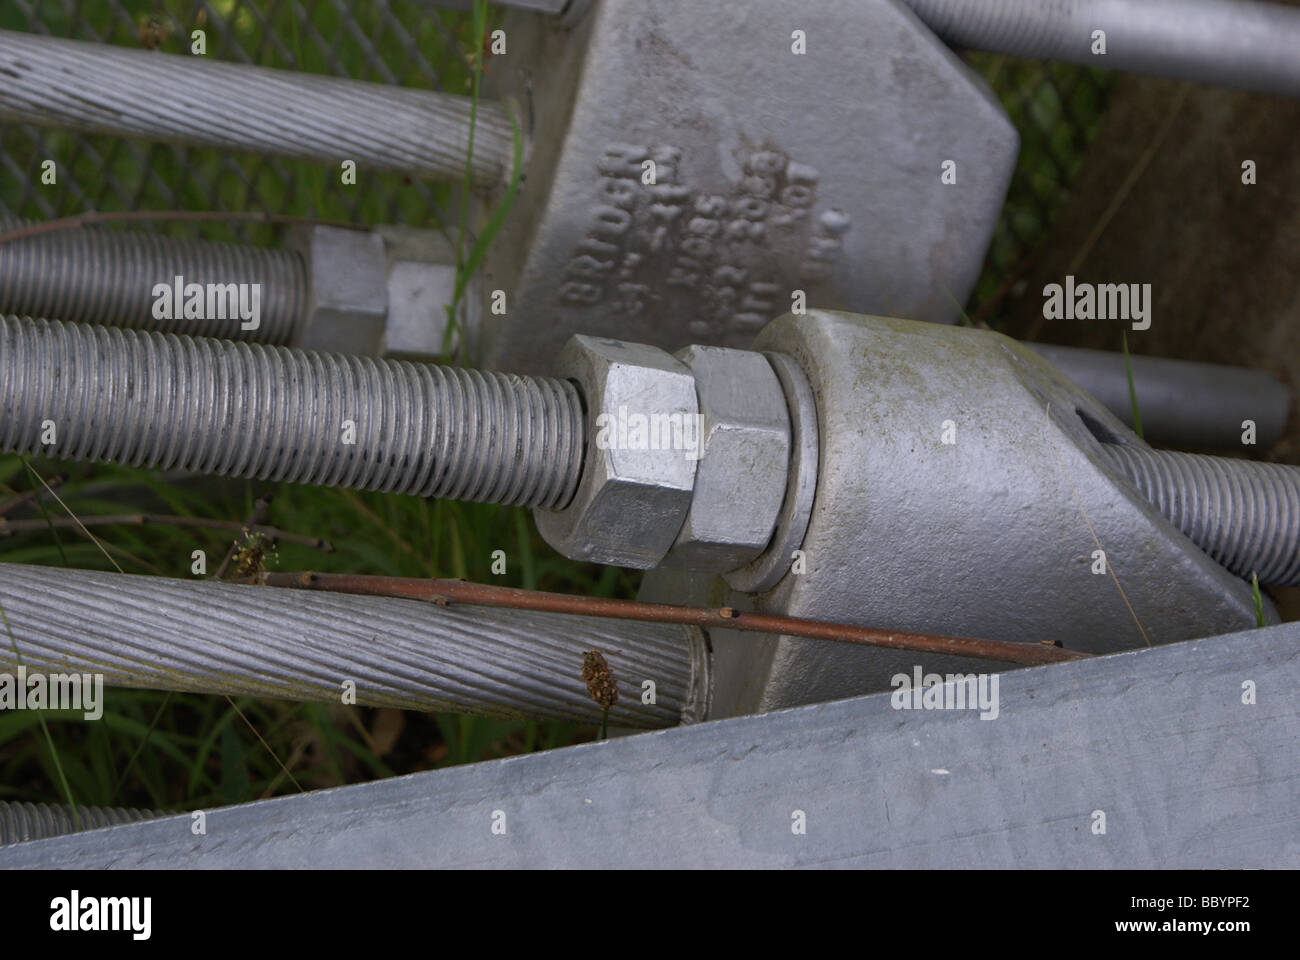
1,311 -> 1298,593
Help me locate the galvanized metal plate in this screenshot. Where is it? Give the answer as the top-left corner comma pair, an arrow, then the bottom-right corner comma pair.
2,622 -> 1294,868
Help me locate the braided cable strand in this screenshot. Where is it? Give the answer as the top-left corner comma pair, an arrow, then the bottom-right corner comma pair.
0,29 -> 512,185
0,316 -> 584,509
0,563 -> 700,729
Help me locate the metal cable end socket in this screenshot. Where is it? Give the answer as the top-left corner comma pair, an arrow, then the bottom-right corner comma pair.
532,336 -> 798,573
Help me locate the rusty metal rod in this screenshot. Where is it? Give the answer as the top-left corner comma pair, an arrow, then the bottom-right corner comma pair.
254,571 -> 1092,667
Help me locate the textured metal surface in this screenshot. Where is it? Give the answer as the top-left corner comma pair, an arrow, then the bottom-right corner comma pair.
705,311 -> 1269,716
0,316 -> 583,508
1108,445 -> 1300,586
0,563 -> 703,728
2,621 -> 1294,868
0,29 -> 512,186
663,346 -> 790,572
481,0 -> 1018,373
903,0 -> 1300,97
0,218 -> 305,344
1029,343 -> 1291,451
533,336 -> 699,568
0,802 -> 159,846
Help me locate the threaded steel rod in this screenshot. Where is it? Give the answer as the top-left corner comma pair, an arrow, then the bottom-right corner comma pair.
0,29 -> 513,186
903,0 -> 1300,98
0,801 -> 159,847
0,219 -> 305,344
0,316 -> 584,509
1108,445 -> 1300,585
0,563 -> 703,728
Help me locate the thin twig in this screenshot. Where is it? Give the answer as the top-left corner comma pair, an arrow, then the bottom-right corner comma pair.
0,474 -> 65,518
0,512 -> 332,551
224,696 -> 304,794
21,459 -> 121,573
252,571 -> 1092,667
213,494 -> 276,581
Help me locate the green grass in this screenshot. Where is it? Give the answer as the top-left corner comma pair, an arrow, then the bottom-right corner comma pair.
1121,331 -> 1144,440
1252,573 -> 1269,628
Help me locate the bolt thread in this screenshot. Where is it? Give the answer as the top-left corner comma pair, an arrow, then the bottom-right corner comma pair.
0,800 -> 159,845
1108,444 -> 1300,586
0,316 -> 584,509
0,216 -> 305,343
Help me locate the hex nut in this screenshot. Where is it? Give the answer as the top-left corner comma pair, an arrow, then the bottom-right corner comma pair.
287,225 -> 388,355
662,345 -> 791,572
376,225 -> 469,361
533,336 -> 699,568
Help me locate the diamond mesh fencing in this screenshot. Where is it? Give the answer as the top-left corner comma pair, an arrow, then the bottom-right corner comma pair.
966,54 -> 1119,327
0,3 -> 1114,318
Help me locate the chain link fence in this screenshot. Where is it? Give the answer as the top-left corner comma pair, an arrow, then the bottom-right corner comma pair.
966,54 -> 1118,326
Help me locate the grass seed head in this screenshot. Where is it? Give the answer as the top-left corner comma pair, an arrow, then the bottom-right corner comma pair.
581,649 -> 618,710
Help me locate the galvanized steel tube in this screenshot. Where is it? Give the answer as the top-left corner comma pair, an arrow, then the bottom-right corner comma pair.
902,0 -> 1300,97
1029,343 -> 1291,451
